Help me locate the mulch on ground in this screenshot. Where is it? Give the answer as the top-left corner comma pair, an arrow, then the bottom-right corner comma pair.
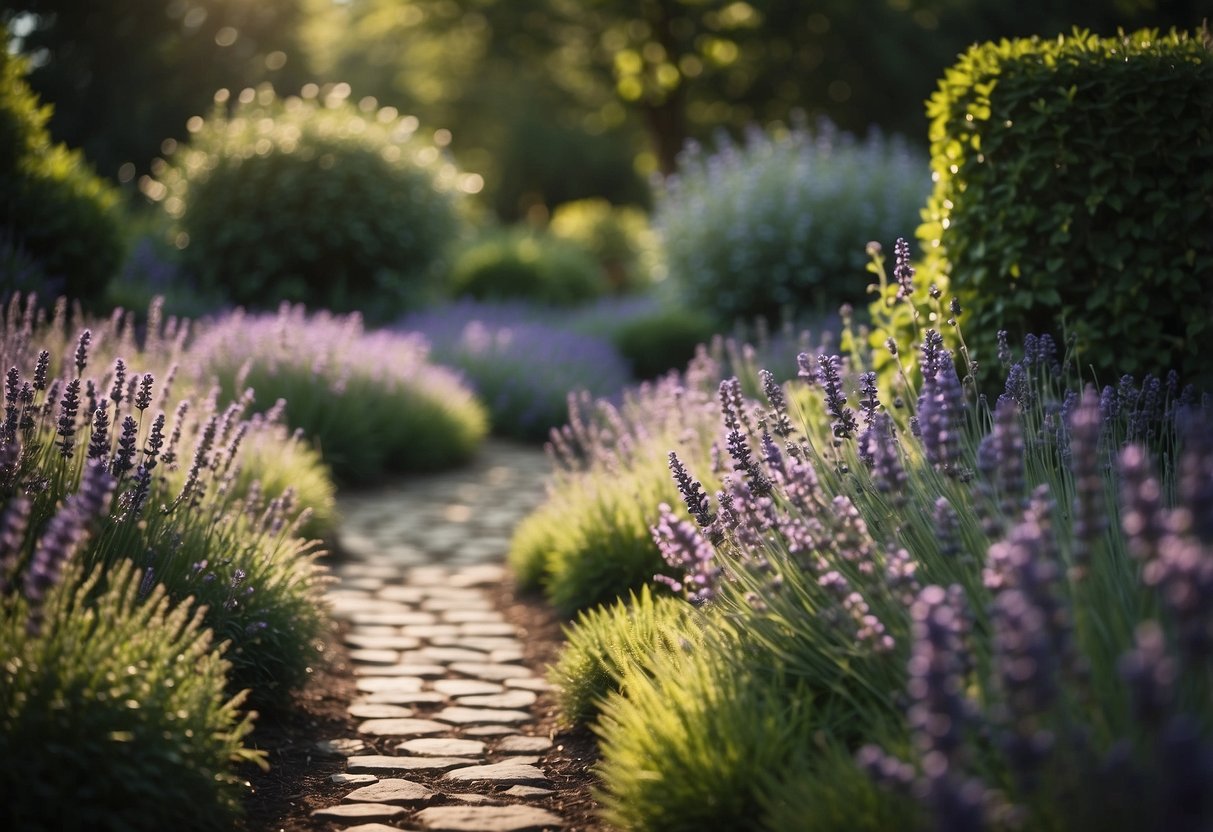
237,555 -> 607,831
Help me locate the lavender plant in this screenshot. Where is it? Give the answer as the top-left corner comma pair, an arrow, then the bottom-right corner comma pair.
401,299 -> 631,441
1,313 -> 333,701
574,303 -> 1212,830
656,119 -> 927,323
190,304 -> 488,482
0,559 -> 262,830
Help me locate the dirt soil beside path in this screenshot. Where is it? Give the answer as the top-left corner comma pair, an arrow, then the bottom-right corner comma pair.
237,565 -> 608,832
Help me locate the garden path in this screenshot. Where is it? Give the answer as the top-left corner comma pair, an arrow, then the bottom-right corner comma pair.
310,440 -> 568,832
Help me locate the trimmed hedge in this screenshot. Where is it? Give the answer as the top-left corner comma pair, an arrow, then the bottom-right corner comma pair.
919,28 -> 1213,387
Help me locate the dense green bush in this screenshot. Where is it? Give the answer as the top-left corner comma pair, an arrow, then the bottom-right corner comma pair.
144,84 -> 470,318
549,198 -> 657,293
919,27 -> 1213,388
550,585 -> 698,727
610,306 -> 719,380
656,120 -> 927,324
0,47 -> 123,309
0,561 -> 262,831
447,227 -> 609,306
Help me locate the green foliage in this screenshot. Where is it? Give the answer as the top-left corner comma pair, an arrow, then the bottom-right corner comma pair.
594,636 -> 816,832
550,585 -> 697,726
0,561 -> 263,831
147,85 -> 469,319
191,306 -> 487,483
512,466 -> 670,616
657,120 -> 927,324
235,423 -> 338,542
549,198 -> 657,293
0,47 -> 124,310
610,305 -> 719,380
447,227 -> 609,306
919,27 -> 1213,388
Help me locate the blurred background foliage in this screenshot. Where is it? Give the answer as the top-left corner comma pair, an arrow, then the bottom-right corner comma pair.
3,0 -> 1203,223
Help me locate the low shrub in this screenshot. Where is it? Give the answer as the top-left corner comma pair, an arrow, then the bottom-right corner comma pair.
144,84 -> 470,318
548,198 -> 657,294
550,585 -> 698,727
594,635 -> 816,832
190,305 -> 487,482
919,27 -> 1213,388
446,227 -> 608,306
581,294 -> 1213,830
401,300 -> 631,441
610,306 -> 719,380
1,313 -> 333,702
507,359 -> 724,615
656,119 -> 927,324
0,559 -> 262,831
1,47 -> 124,309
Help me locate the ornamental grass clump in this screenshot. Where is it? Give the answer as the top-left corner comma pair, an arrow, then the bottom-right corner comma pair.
401,299 -> 631,441
1,308 -> 332,701
507,349 -> 726,615
0,560 -> 262,831
656,119 -> 927,324
190,304 -> 487,482
576,286 -> 1213,830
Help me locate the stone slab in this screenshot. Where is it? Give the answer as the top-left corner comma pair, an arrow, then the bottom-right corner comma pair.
397,737 -> 486,758
358,690 -> 447,706
357,718 -> 449,737
313,737 -> 368,757
504,678 -> 554,692
504,785 -> 557,798
331,772 -> 379,786
495,736 -> 553,754
435,707 -> 533,725
432,679 -> 505,697
449,663 -> 533,681
345,634 -> 422,651
442,761 -> 551,787
356,677 -> 424,694
343,777 -> 436,806
348,755 -> 479,774
455,690 -> 536,710
348,648 -> 402,665
355,662 -> 448,678
348,703 -> 415,720
463,725 -> 519,738
413,805 -> 564,832
457,623 -> 518,637
312,803 -> 406,823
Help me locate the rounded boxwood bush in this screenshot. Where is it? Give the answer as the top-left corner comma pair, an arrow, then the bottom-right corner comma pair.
1,48 -> 124,309
611,306 -> 718,380
656,120 -> 927,324
447,227 -> 609,306
144,84 -> 470,319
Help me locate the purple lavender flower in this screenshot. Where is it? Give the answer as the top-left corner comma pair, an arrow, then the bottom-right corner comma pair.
816,354 -> 857,440
1118,445 -> 1168,566
1068,388 -> 1106,571
111,415 -> 138,477
1175,415 -> 1213,544
133,373 -> 154,412
0,496 -> 31,595
977,396 -> 1025,525
920,329 -> 945,383
160,399 -> 189,469
894,237 -> 916,301
143,412 -> 166,470
1118,621 -> 1176,727
669,451 -> 714,528
917,354 -> 966,477
23,461 -> 116,628
32,350 -> 49,391
55,378 -> 82,459
137,565 -> 157,600
650,502 -> 720,604
87,399 -> 111,462
996,331 -> 1012,369
719,378 -> 772,496
933,497 -> 962,559
864,412 -> 907,499
74,329 -> 91,376
759,368 -> 794,438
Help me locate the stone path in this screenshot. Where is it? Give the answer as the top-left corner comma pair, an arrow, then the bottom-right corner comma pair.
312,440 -> 566,832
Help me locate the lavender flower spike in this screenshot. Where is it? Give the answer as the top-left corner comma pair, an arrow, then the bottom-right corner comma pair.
816,354 -> 858,440
668,451 -> 714,528
650,502 -> 720,604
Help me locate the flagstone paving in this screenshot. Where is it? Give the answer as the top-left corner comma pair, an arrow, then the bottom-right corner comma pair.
311,440 -> 566,831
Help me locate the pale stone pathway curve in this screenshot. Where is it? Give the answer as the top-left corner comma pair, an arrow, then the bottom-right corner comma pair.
311,440 -> 566,832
